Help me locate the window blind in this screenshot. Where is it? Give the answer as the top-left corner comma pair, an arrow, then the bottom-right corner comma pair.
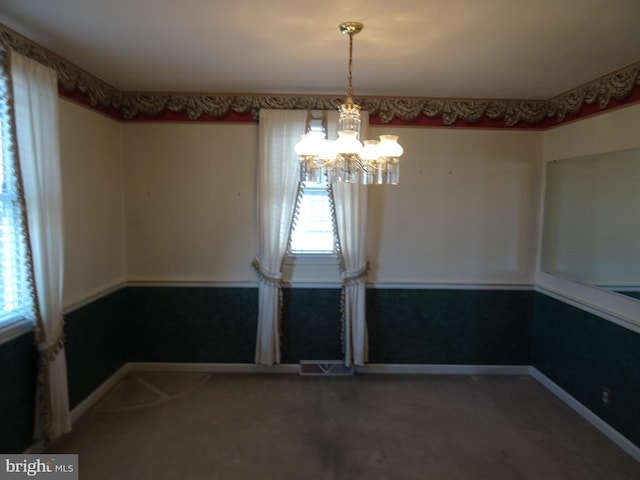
0,53 -> 33,327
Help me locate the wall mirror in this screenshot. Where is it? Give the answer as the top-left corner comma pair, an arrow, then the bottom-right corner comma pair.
541,147 -> 640,301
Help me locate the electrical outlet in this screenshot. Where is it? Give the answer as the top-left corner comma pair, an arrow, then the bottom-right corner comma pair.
601,387 -> 611,406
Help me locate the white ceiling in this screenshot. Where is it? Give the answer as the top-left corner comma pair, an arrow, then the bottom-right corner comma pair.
1,0 -> 639,100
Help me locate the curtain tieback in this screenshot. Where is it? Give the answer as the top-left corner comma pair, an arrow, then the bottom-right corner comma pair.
252,259 -> 282,286
342,262 -> 369,286
36,327 -> 66,362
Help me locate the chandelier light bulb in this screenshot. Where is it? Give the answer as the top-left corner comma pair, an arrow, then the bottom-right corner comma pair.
360,140 -> 380,161
377,135 -> 404,158
334,130 -> 363,155
295,133 -> 322,156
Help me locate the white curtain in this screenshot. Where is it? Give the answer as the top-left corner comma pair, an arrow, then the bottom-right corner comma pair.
11,52 -> 70,440
253,109 -> 307,365
330,111 -> 370,367
333,182 -> 369,366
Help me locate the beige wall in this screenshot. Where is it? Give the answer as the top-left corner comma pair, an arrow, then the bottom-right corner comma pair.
120,121 -> 542,286
122,122 -> 258,283
58,96 -> 640,326
59,99 -> 125,308
368,125 -> 541,285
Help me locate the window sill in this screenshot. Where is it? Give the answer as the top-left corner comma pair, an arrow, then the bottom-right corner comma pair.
285,253 -> 339,266
0,317 -> 34,346
283,253 -> 342,286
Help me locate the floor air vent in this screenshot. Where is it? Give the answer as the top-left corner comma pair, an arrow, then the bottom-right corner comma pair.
300,360 -> 353,376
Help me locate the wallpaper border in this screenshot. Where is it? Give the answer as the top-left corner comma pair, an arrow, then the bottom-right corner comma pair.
1,24 -> 639,128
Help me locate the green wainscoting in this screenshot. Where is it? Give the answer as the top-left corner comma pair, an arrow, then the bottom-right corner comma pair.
0,330 -> 38,453
120,287 -> 534,366
63,287 -> 535,400
125,287 -> 258,363
367,289 -> 534,364
64,288 -> 128,409
280,288 -> 342,363
5,285 -> 638,454
532,292 -> 640,448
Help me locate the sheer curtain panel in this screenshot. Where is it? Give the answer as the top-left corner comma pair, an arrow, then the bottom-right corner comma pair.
253,109 -> 307,365
333,182 -> 369,366
11,51 -> 70,440
328,110 -> 370,367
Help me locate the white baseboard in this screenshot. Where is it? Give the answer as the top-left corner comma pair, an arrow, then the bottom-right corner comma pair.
23,364 -> 132,453
356,364 -> 531,375
126,362 -> 300,374
67,363 -> 300,427
125,362 -> 531,376
530,367 -> 640,463
70,364 -> 131,423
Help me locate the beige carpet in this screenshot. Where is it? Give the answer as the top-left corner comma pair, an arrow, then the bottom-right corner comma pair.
49,373 -> 640,480
93,373 -> 210,411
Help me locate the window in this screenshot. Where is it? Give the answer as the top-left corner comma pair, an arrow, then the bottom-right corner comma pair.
289,181 -> 335,254
289,111 -> 336,256
0,58 -> 32,331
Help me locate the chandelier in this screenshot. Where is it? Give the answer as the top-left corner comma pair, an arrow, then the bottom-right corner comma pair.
295,22 -> 403,185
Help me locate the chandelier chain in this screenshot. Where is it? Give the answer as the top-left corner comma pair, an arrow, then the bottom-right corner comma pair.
347,31 -> 354,100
